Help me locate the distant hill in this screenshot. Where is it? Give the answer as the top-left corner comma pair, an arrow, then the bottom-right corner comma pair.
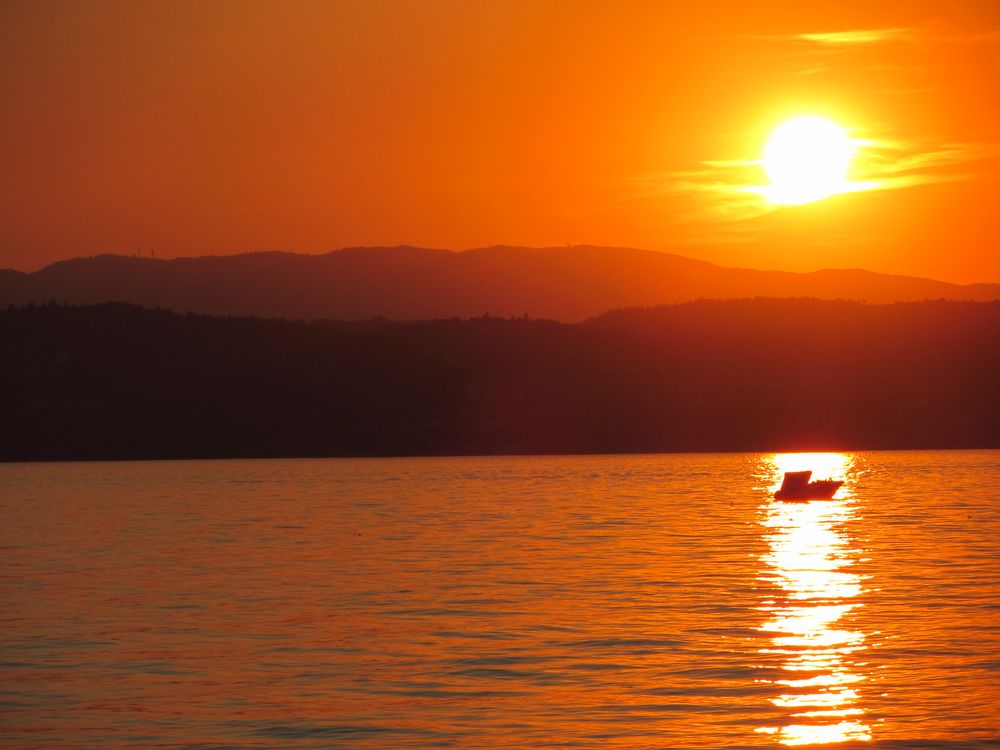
2,246 -> 998,322
2,298 -> 998,460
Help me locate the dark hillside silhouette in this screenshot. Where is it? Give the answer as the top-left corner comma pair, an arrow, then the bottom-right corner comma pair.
1,298 -> 997,461
1,246 -> 998,322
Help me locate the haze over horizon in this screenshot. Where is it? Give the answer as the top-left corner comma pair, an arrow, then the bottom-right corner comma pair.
2,1 -> 999,283
5,244 -> 998,323
8,242 -> 1000,286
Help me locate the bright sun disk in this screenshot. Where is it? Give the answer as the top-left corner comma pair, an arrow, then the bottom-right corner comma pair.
761,116 -> 858,206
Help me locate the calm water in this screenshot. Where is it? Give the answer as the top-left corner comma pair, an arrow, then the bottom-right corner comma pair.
1,451 -> 998,749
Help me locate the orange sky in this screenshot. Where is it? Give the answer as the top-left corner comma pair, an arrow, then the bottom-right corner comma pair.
1,1 -> 998,282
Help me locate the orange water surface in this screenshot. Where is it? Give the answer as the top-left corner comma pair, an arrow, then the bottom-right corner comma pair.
1,451 -> 998,748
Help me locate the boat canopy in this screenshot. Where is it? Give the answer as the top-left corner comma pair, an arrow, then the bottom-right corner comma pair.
778,470 -> 812,494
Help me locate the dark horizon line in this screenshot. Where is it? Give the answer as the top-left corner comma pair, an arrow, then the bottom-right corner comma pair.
4,444 -> 998,467
8,295 -> 1000,324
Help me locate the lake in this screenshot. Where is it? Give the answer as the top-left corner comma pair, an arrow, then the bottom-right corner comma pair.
1,451 -> 998,748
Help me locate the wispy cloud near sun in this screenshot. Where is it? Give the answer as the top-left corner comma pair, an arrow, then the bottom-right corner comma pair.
644,136 -> 997,227
855,140 -> 999,191
798,28 -> 917,46
796,26 -> 1000,47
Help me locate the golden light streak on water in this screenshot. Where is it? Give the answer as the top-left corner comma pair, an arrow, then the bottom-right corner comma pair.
755,452 -> 872,745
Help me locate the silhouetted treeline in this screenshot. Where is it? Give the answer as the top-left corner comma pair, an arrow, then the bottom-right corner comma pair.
1,298 -> 998,461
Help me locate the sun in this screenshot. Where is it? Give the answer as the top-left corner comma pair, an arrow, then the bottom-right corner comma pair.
761,116 -> 858,205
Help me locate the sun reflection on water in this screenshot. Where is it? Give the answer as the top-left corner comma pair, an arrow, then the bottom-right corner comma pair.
755,453 -> 871,745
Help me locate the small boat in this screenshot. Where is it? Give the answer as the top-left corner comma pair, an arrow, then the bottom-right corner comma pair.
775,470 -> 843,500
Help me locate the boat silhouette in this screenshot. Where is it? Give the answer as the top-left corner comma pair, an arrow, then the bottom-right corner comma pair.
775,470 -> 843,500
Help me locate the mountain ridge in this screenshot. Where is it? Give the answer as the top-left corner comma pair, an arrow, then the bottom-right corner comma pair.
2,245 -> 997,321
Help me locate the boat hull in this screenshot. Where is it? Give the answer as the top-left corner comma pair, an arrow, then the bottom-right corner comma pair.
775,479 -> 843,501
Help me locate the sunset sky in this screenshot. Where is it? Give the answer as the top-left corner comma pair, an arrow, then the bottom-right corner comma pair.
2,0 -> 998,282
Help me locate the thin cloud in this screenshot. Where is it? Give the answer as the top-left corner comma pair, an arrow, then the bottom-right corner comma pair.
873,87 -> 939,96
715,25 -> 1000,49
856,141 -> 998,190
787,67 -> 834,77
638,138 -> 997,227
796,26 -> 1000,47
799,28 -> 916,46
632,163 -> 774,224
